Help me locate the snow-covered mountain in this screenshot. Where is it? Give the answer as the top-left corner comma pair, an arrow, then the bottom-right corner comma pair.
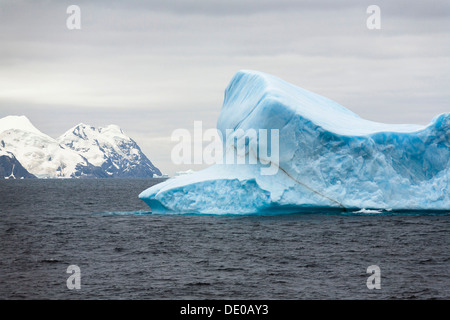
58,123 -> 161,178
0,115 -> 161,179
0,115 -> 98,178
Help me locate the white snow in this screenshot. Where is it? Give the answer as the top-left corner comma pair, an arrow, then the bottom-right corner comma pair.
0,116 -> 87,178
57,123 -> 142,171
0,115 -> 45,136
0,116 -> 159,178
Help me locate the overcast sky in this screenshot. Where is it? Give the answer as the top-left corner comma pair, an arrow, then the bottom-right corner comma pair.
0,0 -> 449,175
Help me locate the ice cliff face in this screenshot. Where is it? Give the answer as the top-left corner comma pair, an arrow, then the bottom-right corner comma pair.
140,70 -> 449,213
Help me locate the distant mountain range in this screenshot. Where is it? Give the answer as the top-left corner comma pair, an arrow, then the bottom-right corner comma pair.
0,115 -> 162,179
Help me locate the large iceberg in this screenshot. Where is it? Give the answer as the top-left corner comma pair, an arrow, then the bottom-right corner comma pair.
140,70 -> 449,214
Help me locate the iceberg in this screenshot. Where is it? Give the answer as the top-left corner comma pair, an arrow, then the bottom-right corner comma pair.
139,70 -> 450,214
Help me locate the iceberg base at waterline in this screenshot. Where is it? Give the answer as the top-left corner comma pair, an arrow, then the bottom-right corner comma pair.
139,70 -> 450,214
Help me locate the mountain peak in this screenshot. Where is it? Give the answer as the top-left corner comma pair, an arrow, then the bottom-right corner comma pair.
64,123 -> 126,140
101,124 -> 124,135
0,115 -> 44,135
72,123 -> 97,131
57,121 -> 161,177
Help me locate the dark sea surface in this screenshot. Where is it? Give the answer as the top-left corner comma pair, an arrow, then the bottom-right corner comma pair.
0,179 -> 449,300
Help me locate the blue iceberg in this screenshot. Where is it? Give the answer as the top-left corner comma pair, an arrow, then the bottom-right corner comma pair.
139,70 -> 449,214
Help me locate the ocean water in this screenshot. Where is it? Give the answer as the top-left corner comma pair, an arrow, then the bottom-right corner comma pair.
0,179 -> 449,300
